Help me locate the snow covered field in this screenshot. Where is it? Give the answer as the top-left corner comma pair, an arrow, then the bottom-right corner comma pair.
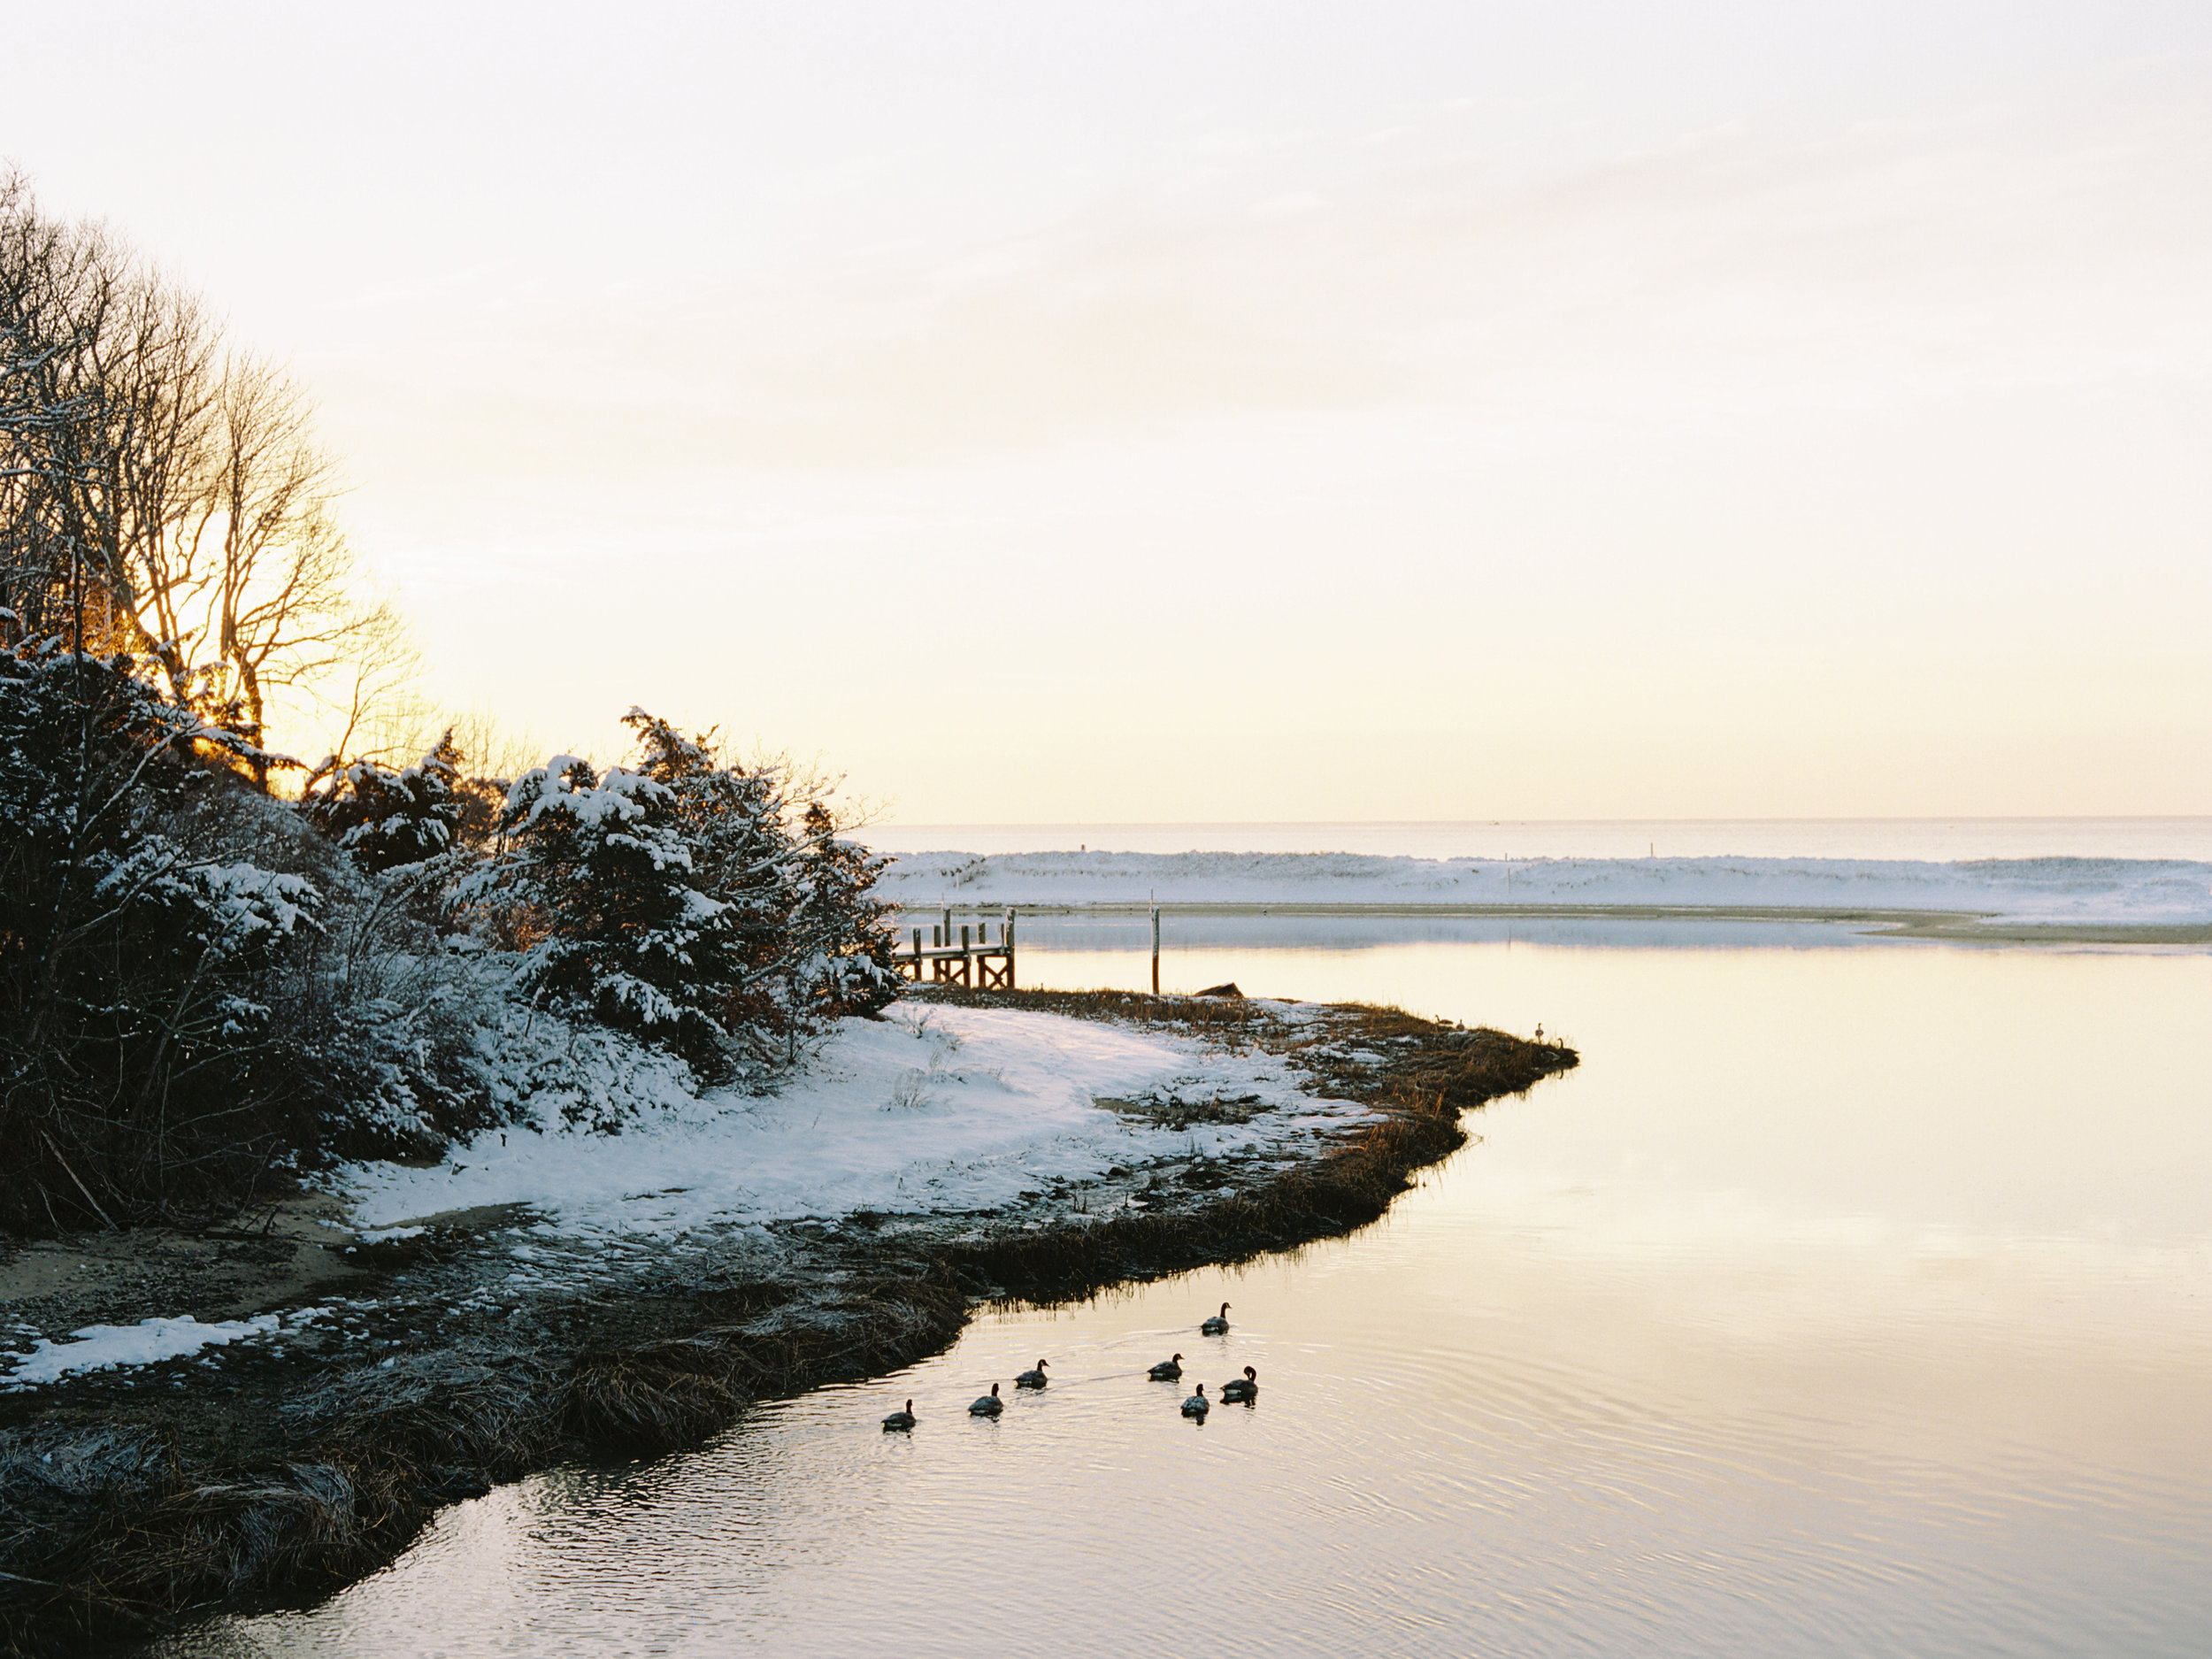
879,849 -> 2212,927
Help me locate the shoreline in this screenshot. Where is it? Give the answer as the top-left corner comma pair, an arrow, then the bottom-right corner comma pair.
0,991 -> 1576,1656
900,900 -> 2212,947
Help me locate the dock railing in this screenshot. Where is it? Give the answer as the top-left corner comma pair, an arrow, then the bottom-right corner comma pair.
898,906 -> 1016,990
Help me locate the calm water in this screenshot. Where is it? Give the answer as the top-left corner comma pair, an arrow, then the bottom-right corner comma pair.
175,921 -> 2212,1656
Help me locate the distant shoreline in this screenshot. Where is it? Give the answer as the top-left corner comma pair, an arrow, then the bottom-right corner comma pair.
860,817 -> 2212,864
895,900 -> 2212,948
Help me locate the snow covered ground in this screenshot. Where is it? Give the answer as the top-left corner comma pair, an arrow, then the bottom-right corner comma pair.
879,849 -> 2212,927
334,1002 -> 1366,1243
2,1309 -> 332,1390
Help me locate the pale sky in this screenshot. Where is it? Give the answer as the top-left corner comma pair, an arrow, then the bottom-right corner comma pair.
8,2 -> 2208,820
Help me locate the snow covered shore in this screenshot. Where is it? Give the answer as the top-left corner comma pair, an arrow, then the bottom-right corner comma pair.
335,1002 -> 1371,1245
879,849 -> 2212,928
4,1002 -> 1376,1390
1,1310 -> 331,1389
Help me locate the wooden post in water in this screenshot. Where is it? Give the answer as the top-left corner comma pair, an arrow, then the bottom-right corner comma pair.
1005,908 -> 1016,989
1150,904 -> 1160,996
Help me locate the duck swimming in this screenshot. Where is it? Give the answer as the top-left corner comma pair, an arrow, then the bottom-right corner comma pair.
1220,1366 -> 1257,1403
1147,1353 -> 1184,1381
1200,1302 -> 1231,1335
1014,1359 -> 1050,1389
881,1399 -> 917,1431
969,1383 -> 1003,1417
1181,1382 -> 1210,1418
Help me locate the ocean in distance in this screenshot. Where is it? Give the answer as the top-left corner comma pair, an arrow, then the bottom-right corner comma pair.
859,817 -> 2212,864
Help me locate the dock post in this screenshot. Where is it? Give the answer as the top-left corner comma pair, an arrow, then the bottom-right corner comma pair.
1005,908 -> 1016,989
1150,904 -> 1160,997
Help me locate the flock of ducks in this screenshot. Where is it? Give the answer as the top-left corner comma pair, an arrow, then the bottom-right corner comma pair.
880,1303 -> 1257,1430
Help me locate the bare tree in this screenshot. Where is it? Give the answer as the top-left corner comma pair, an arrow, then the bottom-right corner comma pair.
184,355 -> 380,777
302,608 -> 429,775
2,171 -> 413,779
4,179 -> 222,666
0,168 -> 108,645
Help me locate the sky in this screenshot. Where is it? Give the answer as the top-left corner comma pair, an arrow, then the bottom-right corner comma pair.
5,1 -> 2209,821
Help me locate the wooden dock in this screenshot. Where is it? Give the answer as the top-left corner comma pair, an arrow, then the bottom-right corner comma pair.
898,906 -> 1017,989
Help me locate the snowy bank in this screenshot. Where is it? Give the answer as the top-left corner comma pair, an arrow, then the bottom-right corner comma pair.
880,850 -> 2212,928
334,1002 -> 1371,1244
3,1310 -> 328,1389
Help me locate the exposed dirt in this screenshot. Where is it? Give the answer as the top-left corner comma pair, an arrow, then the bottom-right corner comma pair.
0,991 -> 1577,1656
0,1192 -> 373,1339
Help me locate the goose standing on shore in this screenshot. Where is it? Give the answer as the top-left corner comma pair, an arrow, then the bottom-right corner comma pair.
1147,1353 -> 1184,1381
1182,1382 -> 1210,1418
1200,1302 -> 1232,1335
969,1383 -> 1003,1417
882,1399 -> 918,1431
1014,1359 -> 1050,1389
1220,1366 -> 1257,1403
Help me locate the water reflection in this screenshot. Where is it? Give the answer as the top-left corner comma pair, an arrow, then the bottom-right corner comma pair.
170,935 -> 2212,1657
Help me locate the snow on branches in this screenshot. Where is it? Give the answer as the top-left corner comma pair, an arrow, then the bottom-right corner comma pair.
465,710 -> 899,1081
0,648 -> 335,1231
298,733 -> 465,874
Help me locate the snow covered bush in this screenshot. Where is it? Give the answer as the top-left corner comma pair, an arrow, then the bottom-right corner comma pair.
466,709 -> 900,1080
789,801 -> 901,1025
0,664 -> 904,1234
0,650 -> 504,1234
0,649 -> 330,1232
298,733 -> 465,873
486,750 -> 743,1075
